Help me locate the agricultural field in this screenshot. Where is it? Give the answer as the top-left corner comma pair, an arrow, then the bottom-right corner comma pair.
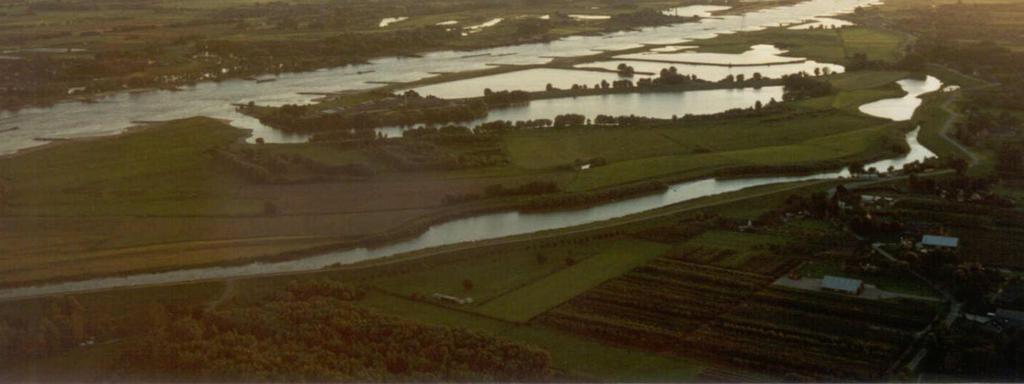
691,287 -> 937,380
535,230 -> 937,380
539,256 -> 775,351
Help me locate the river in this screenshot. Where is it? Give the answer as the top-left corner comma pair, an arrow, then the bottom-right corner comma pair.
0,0 -> 881,155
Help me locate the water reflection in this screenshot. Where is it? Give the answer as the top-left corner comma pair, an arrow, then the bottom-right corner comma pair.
481,86 -> 784,121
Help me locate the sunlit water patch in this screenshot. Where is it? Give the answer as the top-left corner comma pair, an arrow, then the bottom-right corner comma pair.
662,5 -> 732,17
480,86 -> 783,121
616,44 -> 804,65
858,76 -> 942,121
379,17 -> 408,27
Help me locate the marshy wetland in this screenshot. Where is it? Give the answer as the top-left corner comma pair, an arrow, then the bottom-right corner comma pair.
6,0 -> 1022,381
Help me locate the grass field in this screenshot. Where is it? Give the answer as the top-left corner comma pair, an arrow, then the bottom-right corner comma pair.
474,239 -> 669,322
0,118 -> 250,217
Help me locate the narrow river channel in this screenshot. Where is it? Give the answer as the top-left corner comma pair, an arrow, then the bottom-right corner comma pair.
0,124 -> 937,300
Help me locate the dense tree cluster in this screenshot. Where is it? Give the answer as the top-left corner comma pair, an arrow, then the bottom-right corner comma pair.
0,296 -> 116,361
117,279 -> 552,382
954,107 -> 1021,147
475,119 -> 553,133
781,73 -> 834,101
483,89 -> 530,106
553,113 -> 586,128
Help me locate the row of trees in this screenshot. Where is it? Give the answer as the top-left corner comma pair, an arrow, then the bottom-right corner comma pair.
255,94 -> 489,133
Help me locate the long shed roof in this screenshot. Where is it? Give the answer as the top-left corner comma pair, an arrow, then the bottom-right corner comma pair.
921,235 -> 959,248
822,275 -> 863,293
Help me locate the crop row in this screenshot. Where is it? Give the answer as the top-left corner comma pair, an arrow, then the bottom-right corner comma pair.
540,259 -> 770,349
685,287 -> 934,380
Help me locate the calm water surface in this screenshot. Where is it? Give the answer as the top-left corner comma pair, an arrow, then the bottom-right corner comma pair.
662,5 -> 733,17
481,86 -> 784,121
859,76 -> 942,121
375,86 -> 783,137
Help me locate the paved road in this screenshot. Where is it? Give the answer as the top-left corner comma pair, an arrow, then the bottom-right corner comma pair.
936,92 -> 980,165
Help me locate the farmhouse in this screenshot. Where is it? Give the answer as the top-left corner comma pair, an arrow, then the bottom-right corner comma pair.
821,275 -> 864,296
919,234 -> 959,250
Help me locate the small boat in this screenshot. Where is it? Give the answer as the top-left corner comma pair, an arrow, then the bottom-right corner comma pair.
0,126 -> 18,134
